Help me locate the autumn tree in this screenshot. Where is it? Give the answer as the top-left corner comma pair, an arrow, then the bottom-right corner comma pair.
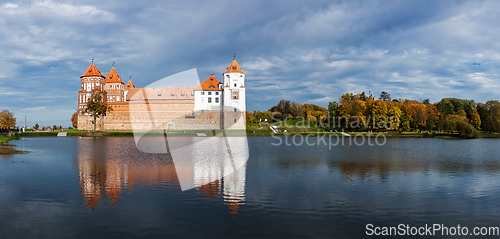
290,101 -> 304,119
340,92 -> 353,104
470,111 -> 481,130
444,114 -> 479,138
387,104 -> 402,130
304,104 -> 328,126
0,110 -> 16,129
81,90 -> 113,132
425,104 -> 439,130
366,99 -> 387,129
246,111 -> 255,123
483,115 -> 500,132
477,100 -> 500,132
71,112 -> 78,129
268,99 -> 292,121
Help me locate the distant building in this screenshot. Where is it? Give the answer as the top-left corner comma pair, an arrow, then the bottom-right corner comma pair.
77,58 -> 246,130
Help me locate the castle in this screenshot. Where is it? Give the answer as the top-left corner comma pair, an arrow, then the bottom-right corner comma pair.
77,58 -> 246,130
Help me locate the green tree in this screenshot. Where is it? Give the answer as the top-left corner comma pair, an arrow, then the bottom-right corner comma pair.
34,123 -> 39,130
0,110 -> 16,129
436,101 -> 454,116
444,114 -> 480,138
379,91 -> 391,102
81,90 -> 113,132
53,125 -> 57,131
328,101 -> 338,127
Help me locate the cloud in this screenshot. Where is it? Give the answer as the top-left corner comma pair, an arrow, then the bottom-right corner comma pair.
1,0 -> 500,126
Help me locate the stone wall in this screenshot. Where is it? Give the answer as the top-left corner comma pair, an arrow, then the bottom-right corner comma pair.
77,101 -> 245,131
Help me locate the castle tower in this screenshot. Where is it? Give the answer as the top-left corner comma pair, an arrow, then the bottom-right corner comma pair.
222,58 -> 246,129
78,62 -> 106,111
124,78 -> 136,100
104,67 -> 125,102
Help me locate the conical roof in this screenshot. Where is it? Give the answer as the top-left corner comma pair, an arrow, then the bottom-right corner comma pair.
105,67 -> 124,84
80,63 -> 104,78
224,59 -> 244,74
125,79 -> 136,89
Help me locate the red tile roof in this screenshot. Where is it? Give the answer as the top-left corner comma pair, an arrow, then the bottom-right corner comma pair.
105,67 -> 124,84
81,63 -> 104,78
224,59 -> 244,74
125,80 -> 136,89
200,75 -> 222,91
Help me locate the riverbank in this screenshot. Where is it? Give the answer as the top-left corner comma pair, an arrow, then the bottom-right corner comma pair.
18,129 -> 500,138
0,134 -> 29,155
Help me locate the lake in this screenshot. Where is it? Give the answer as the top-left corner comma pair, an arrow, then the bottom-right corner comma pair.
1,136 -> 500,238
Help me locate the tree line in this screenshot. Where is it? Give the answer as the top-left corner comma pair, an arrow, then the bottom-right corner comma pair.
247,91 -> 500,137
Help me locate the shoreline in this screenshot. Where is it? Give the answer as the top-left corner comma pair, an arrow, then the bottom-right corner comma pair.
17,130 -> 500,138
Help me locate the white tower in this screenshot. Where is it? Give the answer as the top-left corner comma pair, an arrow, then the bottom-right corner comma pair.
222,57 -> 246,129
223,58 -> 246,112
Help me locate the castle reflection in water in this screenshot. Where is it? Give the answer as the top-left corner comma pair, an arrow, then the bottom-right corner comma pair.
77,136 -> 247,215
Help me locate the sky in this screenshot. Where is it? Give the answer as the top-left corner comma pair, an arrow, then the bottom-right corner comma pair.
1,0 -> 500,127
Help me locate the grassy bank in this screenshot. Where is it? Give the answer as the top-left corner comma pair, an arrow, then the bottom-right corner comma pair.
0,136 -> 9,144
18,126 -> 500,139
0,134 -> 29,155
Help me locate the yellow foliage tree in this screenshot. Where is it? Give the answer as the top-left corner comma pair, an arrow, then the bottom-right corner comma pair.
339,92 -> 353,104
470,110 -> 481,130
387,106 -> 402,130
0,110 -> 16,129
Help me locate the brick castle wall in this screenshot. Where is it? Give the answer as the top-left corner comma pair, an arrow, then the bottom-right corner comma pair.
77,101 -> 245,131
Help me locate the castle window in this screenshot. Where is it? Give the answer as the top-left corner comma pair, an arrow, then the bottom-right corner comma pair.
110,90 -> 113,93
208,97 -> 212,103
234,119 -> 237,123
215,97 -> 219,103
234,83 -> 237,87
158,91 -> 162,96
216,92 -> 219,95
208,92 -> 212,95
201,92 -> 205,95
234,108 -> 237,112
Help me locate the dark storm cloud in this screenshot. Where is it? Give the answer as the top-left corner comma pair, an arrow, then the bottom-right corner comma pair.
0,0 -> 499,126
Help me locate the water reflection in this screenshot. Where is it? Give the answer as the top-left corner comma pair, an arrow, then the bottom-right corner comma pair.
77,137 -> 247,214
261,138 -> 500,181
